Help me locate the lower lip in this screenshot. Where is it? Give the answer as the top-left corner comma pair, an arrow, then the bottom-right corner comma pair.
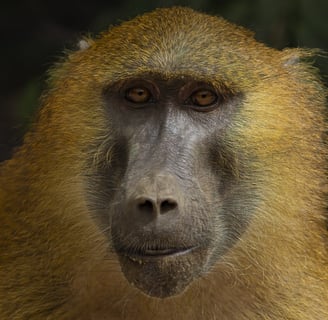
122,247 -> 197,261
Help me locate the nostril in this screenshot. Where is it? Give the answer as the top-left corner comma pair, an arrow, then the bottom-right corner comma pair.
137,199 -> 155,214
160,199 -> 178,214
133,196 -> 179,216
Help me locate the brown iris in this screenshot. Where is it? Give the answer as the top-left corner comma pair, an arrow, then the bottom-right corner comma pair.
190,89 -> 217,107
126,87 -> 151,103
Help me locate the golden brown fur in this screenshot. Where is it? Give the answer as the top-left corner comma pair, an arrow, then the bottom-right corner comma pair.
0,7 -> 327,319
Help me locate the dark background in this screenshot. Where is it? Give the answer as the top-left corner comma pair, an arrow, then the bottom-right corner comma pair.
1,0 -> 327,162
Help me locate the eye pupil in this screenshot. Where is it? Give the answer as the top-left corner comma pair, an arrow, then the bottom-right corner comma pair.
191,89 -> 217,107
126,87 -> 151,103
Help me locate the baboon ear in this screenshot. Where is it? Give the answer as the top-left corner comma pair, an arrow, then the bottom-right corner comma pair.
282,50 -> 301,67
77,37 -> 94,51
281,48 -> 320,67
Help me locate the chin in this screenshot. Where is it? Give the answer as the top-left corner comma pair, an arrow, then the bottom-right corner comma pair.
116,245 -> 210,298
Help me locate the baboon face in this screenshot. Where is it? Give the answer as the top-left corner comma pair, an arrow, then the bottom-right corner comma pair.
89,75 -> 258,298
73,7 -> 277,300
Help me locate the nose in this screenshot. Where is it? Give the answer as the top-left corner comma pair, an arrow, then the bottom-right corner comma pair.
127,172 -> 181,218
135,196 -> 178,216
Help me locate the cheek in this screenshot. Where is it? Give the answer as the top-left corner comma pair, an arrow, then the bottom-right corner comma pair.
200,137 -> 261,251
84,138 -> 129,226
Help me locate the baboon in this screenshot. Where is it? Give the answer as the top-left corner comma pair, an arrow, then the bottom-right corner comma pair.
0,7 -> 327,320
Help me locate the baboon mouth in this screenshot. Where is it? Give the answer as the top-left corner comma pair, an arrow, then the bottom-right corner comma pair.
116,244 -> 207,298
119,246 -> 197,260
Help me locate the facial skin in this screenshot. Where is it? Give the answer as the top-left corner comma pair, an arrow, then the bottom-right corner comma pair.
87,75 -> 257,298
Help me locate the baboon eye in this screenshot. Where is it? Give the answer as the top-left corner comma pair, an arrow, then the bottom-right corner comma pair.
190,89 -> 217,107
125,87 -> 152,103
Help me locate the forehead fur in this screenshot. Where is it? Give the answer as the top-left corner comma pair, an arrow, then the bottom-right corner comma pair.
69,7 -> 283,88
50,6 -> 317,95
